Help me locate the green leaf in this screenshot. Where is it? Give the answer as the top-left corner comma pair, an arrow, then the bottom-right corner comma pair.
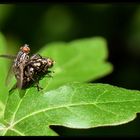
39,37 -> 113,91
1,83 -> 140,136
0,32 -> 9,121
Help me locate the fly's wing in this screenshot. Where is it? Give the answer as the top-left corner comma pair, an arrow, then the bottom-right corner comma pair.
29,53 -> 42,60
5,62 -> 15,86
17,64 -> 24,89
13,51 -> 29,90
0,55 -> 16,88
12,63 -> 24,90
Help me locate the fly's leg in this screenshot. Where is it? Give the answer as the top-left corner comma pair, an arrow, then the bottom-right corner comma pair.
0,54 -> 16,60
34,82 -> 43,91
9,83 -> 17,95
44,70 -> 54,78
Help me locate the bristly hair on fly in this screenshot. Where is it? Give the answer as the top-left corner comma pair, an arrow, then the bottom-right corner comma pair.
0,44 -> 55,93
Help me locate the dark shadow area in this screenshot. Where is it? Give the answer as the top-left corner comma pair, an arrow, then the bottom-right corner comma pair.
50,114 -> 140,137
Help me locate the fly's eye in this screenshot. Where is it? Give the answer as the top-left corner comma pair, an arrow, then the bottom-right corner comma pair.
47,58 -> 54,67
20,44 -> 30,54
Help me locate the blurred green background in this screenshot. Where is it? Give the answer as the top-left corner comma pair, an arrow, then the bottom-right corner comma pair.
0,4 -> 140,136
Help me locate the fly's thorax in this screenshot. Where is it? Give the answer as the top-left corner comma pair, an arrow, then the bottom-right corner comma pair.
13,52 -> 29,76
14,51 -> 29,67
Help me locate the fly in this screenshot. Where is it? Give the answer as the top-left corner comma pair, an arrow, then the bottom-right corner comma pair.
13,44 -> 30,89
0,44 -> 54,92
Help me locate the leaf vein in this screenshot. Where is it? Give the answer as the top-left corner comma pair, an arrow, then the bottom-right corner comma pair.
10,128 -> 25,136
12,102 -> 120,126
94,89 -> 108,103
9,89 -> 29,125
9,98 -> 140,128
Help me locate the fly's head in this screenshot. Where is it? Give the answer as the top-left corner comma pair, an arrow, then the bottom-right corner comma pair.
20,44 -> 30,54
45,58 -> 54,68
40,57 -> 54,71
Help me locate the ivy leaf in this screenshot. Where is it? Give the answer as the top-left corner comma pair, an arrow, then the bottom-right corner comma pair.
1,82 -> 140,136
39,37 -> 113,91
0,32 -> 9,121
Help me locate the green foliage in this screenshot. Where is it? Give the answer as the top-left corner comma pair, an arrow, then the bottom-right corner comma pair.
39,37 -> 112,91
0,32 -> 140,136
0,33 -> 9,121
1,83 -> 140,136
